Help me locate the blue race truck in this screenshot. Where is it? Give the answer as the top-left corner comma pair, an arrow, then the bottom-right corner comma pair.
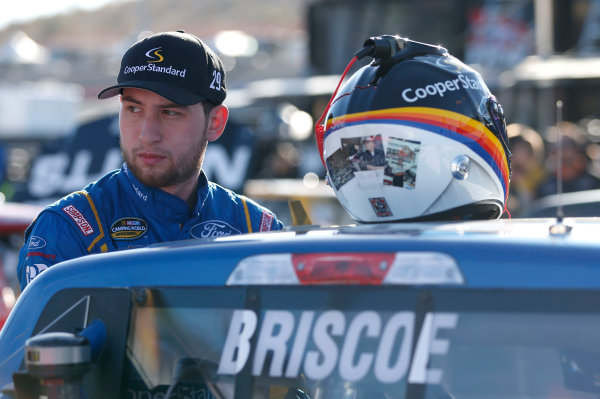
0,217 -> 600,399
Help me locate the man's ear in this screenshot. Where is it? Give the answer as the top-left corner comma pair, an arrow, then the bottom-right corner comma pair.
206,104 -> 229,142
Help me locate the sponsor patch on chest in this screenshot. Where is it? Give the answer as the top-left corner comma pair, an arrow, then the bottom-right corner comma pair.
110,217 -> 148,239
190,220 -> 241,238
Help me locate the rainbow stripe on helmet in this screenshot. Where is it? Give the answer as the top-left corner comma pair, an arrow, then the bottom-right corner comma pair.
324,107 -> 510,201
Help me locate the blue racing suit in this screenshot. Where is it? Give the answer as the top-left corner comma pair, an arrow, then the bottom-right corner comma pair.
17,163 -> 284,291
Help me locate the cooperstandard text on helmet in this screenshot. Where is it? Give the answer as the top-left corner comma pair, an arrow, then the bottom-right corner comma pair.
402,74 -> 483,103
123,64 -> 186,78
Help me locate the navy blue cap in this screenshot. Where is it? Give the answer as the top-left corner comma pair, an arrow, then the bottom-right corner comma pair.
98,30 -> 226,105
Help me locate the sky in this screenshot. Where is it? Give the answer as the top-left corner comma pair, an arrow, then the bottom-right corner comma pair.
0,0 -> 126,29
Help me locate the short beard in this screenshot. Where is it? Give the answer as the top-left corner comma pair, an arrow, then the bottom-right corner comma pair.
122,139 -> 208,189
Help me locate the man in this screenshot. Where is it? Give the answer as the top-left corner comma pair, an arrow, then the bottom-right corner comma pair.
356,136 -> 385,171
17,30 -> 284,291
536,121 -> 600,199
505,123 -> 546,217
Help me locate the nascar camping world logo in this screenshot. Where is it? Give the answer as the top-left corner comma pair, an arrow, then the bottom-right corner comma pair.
110,217 -> 148,240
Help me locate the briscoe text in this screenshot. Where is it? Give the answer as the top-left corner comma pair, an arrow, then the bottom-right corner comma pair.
217,309 -> 458,384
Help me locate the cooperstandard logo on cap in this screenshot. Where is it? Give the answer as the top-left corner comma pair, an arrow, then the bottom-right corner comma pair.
98,31 -> 226,105
122,46 -> 187,78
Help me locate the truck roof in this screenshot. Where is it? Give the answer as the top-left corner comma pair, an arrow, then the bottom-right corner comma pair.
2,216 -> 600,398
14,217 -> 600,293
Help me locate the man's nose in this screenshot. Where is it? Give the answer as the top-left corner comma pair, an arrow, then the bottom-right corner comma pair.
139,114 -> 162,144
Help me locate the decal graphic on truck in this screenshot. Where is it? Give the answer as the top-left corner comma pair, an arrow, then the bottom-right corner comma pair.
218,309 -> 458,384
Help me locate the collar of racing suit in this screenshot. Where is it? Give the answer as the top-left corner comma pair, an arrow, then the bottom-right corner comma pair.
121,163 -> 210,223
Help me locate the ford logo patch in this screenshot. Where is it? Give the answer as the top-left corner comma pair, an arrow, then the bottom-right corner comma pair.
29,236 -> 47,249
190,220 -> 241,238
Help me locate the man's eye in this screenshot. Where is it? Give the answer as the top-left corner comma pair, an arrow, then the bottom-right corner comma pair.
126,105 -> 141,113
163,110 -> 179,117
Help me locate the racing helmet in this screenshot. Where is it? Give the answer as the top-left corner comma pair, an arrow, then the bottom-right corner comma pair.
316,35 -> 511,223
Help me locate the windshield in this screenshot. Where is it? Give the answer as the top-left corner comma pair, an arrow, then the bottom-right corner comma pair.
121,287 -> 600,399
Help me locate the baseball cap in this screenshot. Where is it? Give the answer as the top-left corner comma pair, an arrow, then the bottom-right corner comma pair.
98,30 -> 226,105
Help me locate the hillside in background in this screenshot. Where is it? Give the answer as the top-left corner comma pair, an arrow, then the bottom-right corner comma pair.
0,0 -> 311,48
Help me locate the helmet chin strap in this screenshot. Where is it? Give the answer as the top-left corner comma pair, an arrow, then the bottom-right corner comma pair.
315,55 -> 359,169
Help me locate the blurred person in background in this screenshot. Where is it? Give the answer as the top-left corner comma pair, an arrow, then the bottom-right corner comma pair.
505,123 -> 546,217
17,30 -> 283,291
536,121 -> 600,198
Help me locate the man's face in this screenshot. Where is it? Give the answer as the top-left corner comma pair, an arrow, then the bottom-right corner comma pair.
119,88 -> 209,192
